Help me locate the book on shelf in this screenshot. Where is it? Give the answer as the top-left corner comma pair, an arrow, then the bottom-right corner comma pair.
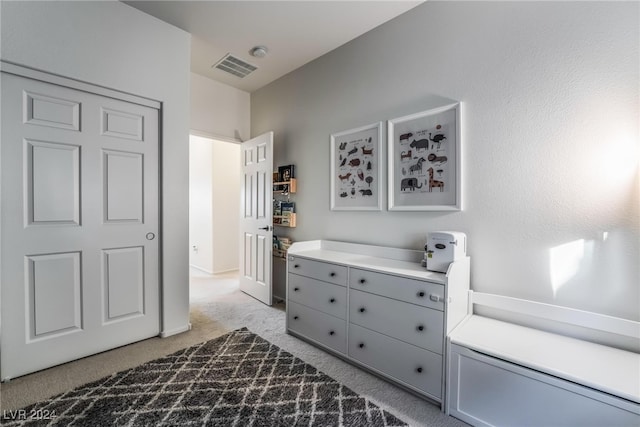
273,171 -> 283,192
273,236 -> 294,258
278,164 -> 295,182
280,202 -> 295,214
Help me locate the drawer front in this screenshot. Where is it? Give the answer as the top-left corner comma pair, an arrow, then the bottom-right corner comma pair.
349,323 -> 442,399
288,274 -> 347,319
349,268 -> 444,310
448,344 -> 640,427
349,289 -> 444,354
288,256 -> 347,287
288,301 -> 346,354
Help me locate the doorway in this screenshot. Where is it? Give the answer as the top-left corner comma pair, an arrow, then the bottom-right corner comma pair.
188,134 -> 241,297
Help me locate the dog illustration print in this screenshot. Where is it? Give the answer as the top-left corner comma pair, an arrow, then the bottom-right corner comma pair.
338,172 -> 352,182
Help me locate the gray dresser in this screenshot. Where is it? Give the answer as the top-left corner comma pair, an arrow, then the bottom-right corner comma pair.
286,240 -> 470,406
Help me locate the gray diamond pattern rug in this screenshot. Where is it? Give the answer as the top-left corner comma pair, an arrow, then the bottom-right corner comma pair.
2,328 -> 408,426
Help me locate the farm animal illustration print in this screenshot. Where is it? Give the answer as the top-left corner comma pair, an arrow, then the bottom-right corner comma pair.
331,123 -> 381,210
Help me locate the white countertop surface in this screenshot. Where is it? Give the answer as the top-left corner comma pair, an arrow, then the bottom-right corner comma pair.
288,240 -> 447,284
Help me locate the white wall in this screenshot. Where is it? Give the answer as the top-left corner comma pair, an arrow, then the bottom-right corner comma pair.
1,0 -> 191,335
189,136 -> 215,273
251,1 -> 640,320
189,135 -> 240,274
189,73 -> 245,273
211,140 -> 241,273
191,72 -> 250,142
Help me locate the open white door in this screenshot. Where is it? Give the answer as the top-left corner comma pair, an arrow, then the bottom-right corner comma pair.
239,132 -> 274,305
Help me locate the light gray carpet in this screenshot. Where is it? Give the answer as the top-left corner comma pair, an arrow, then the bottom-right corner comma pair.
0,271 -> 467,427
4,328 -> 410,427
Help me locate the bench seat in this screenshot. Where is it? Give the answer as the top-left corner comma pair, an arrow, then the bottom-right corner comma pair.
449,315 -> 640,403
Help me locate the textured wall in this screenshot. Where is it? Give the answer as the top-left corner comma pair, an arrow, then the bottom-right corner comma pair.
252,1 -> 639,320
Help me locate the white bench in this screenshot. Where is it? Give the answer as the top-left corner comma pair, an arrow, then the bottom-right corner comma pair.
446,291 -> 640,426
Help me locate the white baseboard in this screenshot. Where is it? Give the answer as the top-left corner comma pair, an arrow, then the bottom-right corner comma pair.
189,264 -> 214,275
160,323 -> 192,338
212,268 -> 239,275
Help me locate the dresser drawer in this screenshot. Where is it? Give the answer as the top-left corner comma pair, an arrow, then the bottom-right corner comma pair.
349,323 -> 442,399
288,301 -> 346,354
288,274 -> 347,319
349,268 -> 444,310
349,289 -> 444,354
288,256 -> 347,287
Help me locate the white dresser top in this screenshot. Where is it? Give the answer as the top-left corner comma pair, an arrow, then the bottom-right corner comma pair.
288,240 -> 447,284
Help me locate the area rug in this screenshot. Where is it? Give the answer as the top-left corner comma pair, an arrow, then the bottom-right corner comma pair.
2,328 -> 408,426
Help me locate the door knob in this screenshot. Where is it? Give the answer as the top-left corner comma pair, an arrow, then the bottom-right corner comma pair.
259,226 -> 273,231
146,232 -> 156,241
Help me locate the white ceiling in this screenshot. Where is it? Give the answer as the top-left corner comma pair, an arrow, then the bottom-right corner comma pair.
123,1 -> 424,93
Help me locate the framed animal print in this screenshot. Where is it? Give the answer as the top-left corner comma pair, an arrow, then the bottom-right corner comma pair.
388,103 -> 461,211
330,122 -> 383,211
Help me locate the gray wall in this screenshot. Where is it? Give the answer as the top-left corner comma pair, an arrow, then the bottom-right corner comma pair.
1,1 -> 192,334
252,1 -> 640,320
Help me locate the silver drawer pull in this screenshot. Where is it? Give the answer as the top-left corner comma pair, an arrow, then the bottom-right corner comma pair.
429,294 -> 441,302
416,325 -> 425,332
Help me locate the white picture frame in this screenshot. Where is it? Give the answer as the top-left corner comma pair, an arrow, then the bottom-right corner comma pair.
388,102 -> 462,211
330,122 -> 383,211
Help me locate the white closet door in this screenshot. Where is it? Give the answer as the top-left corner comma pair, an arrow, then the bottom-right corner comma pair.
1,72 -> 160,380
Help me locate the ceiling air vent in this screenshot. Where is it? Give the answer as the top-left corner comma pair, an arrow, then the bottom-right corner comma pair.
213,54 -> 257,78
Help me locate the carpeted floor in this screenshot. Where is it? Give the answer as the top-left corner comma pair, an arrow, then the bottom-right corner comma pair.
1,328 -> 409,426
0,271 -> 467,427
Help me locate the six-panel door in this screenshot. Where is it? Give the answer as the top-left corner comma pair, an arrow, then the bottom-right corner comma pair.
0,72 -> 160,380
